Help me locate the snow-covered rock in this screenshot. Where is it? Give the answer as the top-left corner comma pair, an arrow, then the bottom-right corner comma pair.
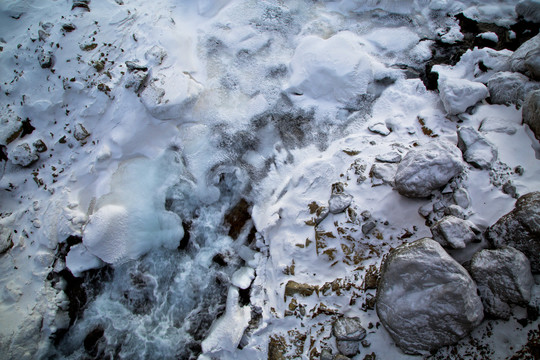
376,238 -> 484,355
457,126 -> 498,170
201,286 -> 251,354
394,141 -> 464,198
286,31 -> 374,103
375,151 -> 402,163
453,188 -> 471,209
140,69 -> 203,120
332,317 -> 366,357
9,143 -> 39,167
65,244 -> 103,277
487,71 -> 540,106
368,122 -> 391,136
479,116 -> 518,135
487,192 -> 540,273
516,0 -> 540,24
329,193 -> 353,214
0,225 -> 13,254
0,115 -> 22,146
438,77 -> 489,115
470,247 -> 534,319
523,89 -> 540,140
231,267 -> 255,290
509,34 -> 540,80
370,163 -> 397,186
430,215 -> 480,249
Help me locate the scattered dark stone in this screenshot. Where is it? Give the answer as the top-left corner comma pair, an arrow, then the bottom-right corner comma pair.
33,139 -> 47,153
0,145 -> 8,162
38,50 -> 54,68
224,198 -> 251,240
502,181 -> 518,198
179,221 -> 191,250
97,83 -> 111,93
284,280 -> 318,300
362,221 -> 376,235
62,23 -> 76,32
515,165 -> 525,175
58,135 -> 67,144
72,1 -> 91,11
80,43 -> 98,51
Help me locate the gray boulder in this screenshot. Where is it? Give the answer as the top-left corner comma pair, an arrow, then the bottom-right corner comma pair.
523,89 -> 540,140
457,127 -> 497,170
332,317 -> 366,357
487,191 -> 540,272
479,116 -> 517,135
470,247 -> 534,320
431,215 -> 480,249
487,72 -> 540,106
516,0 -> 540,24
509,33 -> 540,80
369,163 -> 397,187
376,238 -> 484,355
394,141 -> 464,198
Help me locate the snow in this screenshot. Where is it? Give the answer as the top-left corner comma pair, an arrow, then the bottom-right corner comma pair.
0,0 -> 539,359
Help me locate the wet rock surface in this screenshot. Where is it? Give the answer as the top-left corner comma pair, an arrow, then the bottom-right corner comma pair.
487,192 -> 540,273
430,215 -> 480,249
457,126 -> 498,170
376,238 -> 484,355
523,89 -> 540,140
470,247 -> 534,320
332,317 -> 366,357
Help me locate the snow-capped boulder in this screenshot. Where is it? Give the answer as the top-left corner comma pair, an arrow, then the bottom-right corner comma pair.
286,31 -> 374,103
9,143 -> 39,167
328,193 -> 353,214
376,238 -> 484,355
516,0 -> 540,25
487,72 -> 539,106
140,69 -> 203,120
509,34 -> 540,80
487,192 -> 540,272
231,267 -> 255,290
394,141 -> 464,198
370,163 -> 397,186
470,247 -> 534,319
457,126 -> 498,170
332,317 -> 366,357
479,116 -> 518,135
430,215 -> 480,249
438,77 -> 489,115
523,89 -> 540,140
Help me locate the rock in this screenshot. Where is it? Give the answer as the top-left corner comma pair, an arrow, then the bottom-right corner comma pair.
73,123 -> 90,142
145,45 -> 167,65
362,221 -> 376,235
453,188 -> 471,208
502,180 -> 518,198
368,122 -> 391,136
140,69 -> 203,120
334,355 -> 351,360
394,141 -> 464,198
333,317 -> 366,357
430,215 -> 480,249
9,143 -> 39,166
457,127 -> 498,170
509,34 -> 540,80
231,267 -> 255,290
487,72 -> 540,106
320,348 -> 333,360
38,49 -> 54,68
444,204 -> 469,219
32,139 -> 47,153
125,70 -> 149,93
369,163 -> 397,186
376,238 -> 484,355
470,247 -> 534,320
516,0 -> 540,24
0,115 -> 22,145
375,151 -> 402,163
0,225 -> 13,254
479,116 -> 517,135
125,61 -> 148,72
284,280 -> 318,299
438,77 -> 489,115
329,193 -> 353,214
487,192 -> 540,272
62,23 -> 77,32
525,49 -> 540,80
523,89 -> 540,140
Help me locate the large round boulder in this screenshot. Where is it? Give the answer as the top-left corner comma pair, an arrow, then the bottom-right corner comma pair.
394,141 -> 465,198
376,238 -> 484,355
487,191 -> 540,272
